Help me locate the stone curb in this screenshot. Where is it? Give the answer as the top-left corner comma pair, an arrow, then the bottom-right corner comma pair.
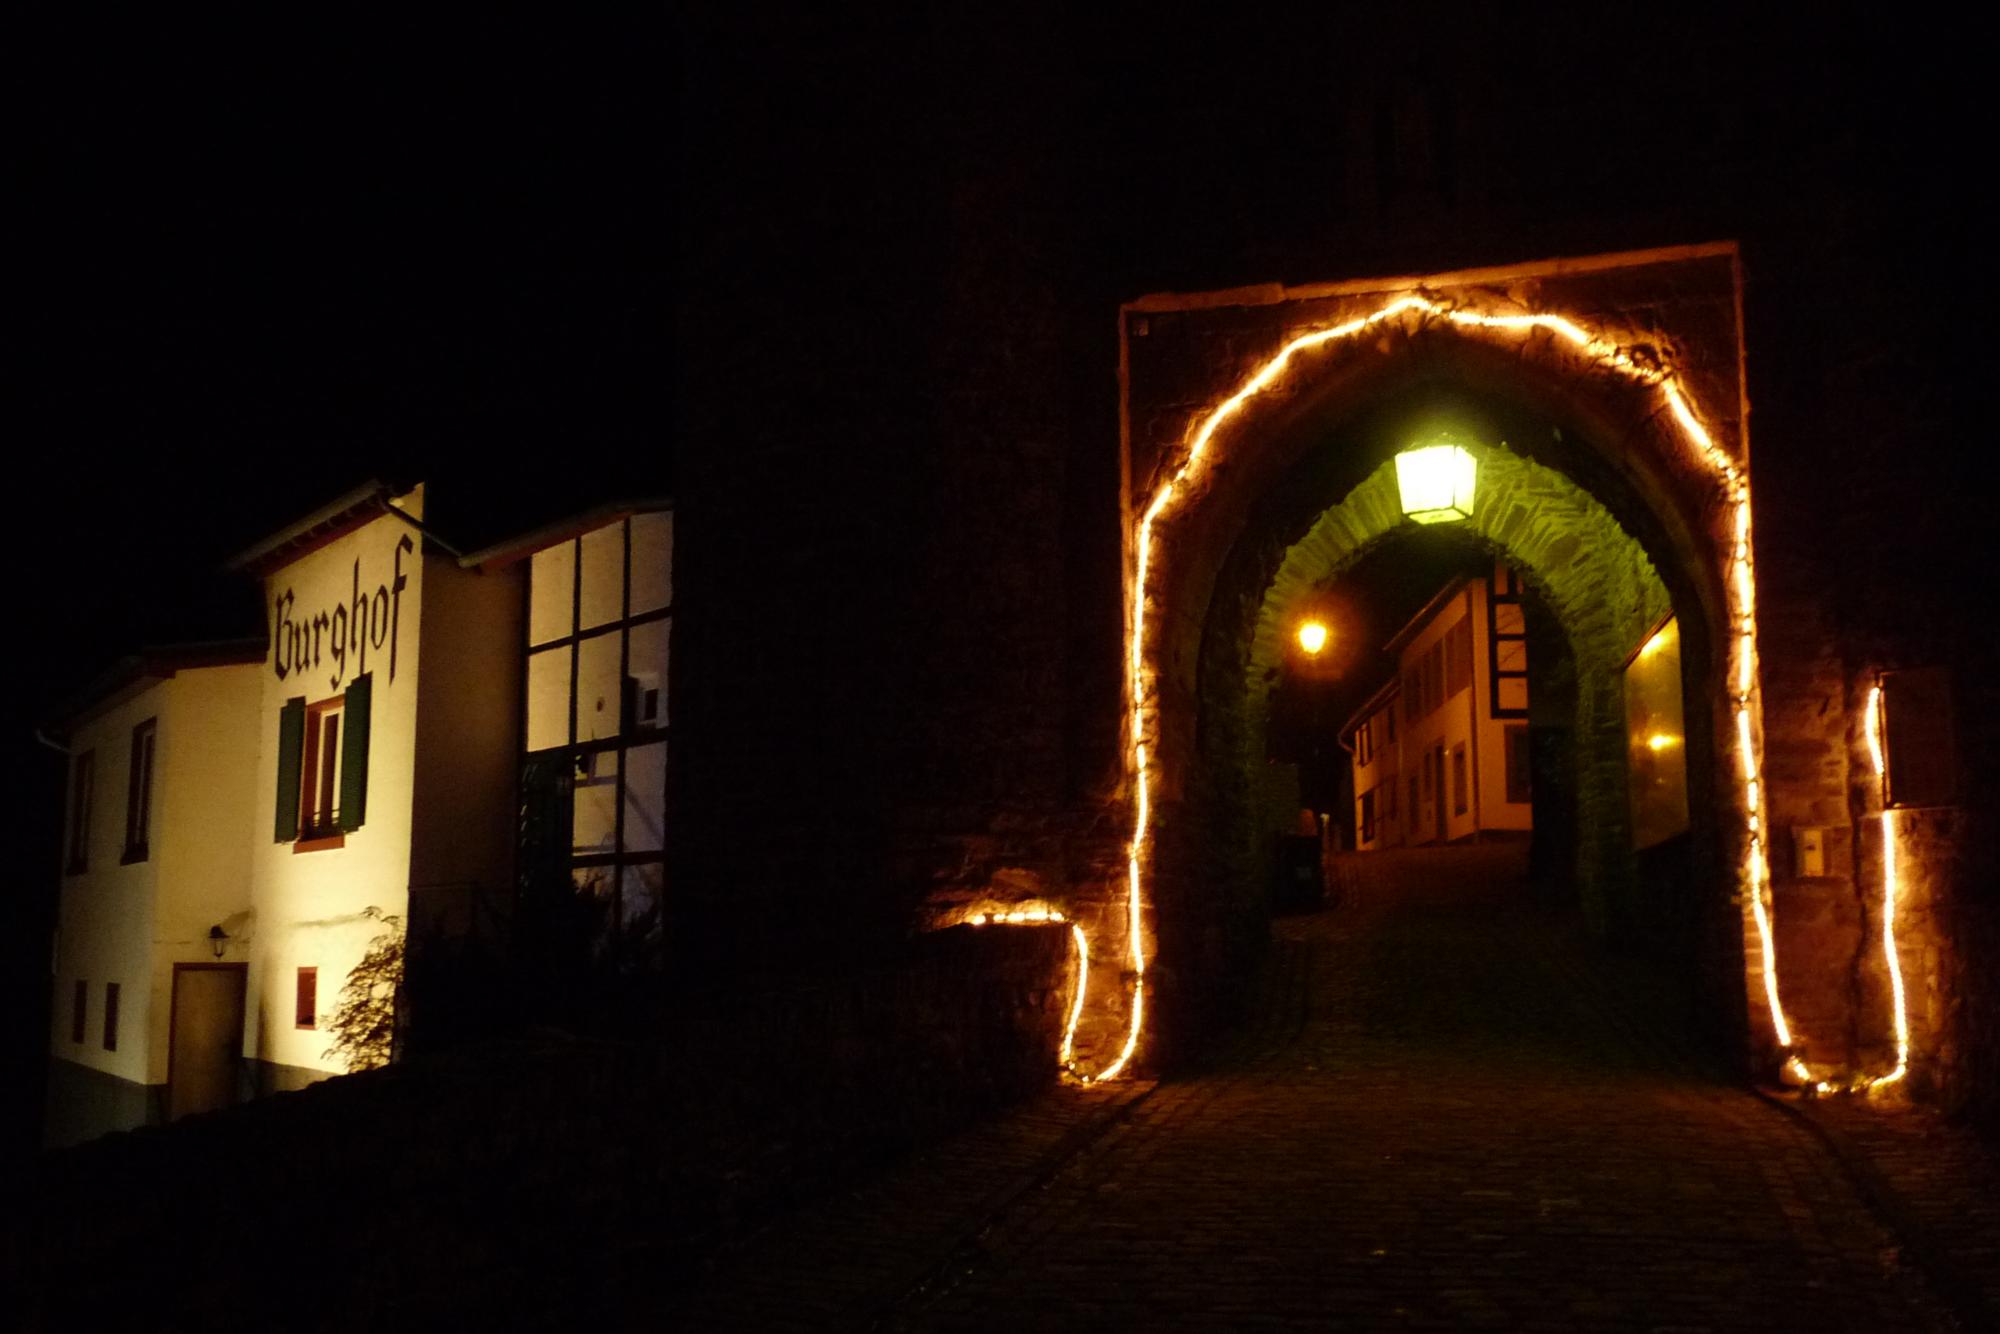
1749,1087 -> 1997,1334
868,1077 -> 1158,1329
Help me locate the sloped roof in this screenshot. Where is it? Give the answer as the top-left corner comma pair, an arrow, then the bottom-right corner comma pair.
222,479 -> 405,577
47,638 -> 268,736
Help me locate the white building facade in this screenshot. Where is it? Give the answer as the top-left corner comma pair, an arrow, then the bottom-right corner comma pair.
1342,561 -> 1534,851
240,482 -> 522,1094
46,649 -> 263,1144
46,482 -> 667,1145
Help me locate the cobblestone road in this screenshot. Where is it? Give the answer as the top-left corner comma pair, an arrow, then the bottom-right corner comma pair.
675,851 -> 1965,1331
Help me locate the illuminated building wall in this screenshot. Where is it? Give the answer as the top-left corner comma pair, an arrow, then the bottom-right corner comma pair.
241,483 -> 522,1093
45,655 -> 263,1144
46,483 -> 529,1140
1342,565 -> 1533,852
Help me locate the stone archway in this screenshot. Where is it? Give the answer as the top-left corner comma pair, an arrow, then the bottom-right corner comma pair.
1073,247 -> 1816,1084
1232,446 -> 1676,935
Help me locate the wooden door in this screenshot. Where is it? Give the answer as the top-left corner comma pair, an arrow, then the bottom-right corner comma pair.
169,964 -> 246,1120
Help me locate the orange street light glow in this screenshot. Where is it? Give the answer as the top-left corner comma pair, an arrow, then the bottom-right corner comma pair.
1296,621 -> 1330,655
1117,289 -> 1812,1088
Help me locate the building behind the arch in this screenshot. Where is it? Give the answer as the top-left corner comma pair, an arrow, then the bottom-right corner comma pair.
1340,562 -> 1537,853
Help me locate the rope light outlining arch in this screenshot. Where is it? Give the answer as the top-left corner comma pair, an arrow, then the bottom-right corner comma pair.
1089,290 -> 1912,1092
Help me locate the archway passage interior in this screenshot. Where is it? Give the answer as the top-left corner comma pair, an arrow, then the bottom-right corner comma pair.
1073,247 -> 1819,1082
1227,417 -> 1713,1020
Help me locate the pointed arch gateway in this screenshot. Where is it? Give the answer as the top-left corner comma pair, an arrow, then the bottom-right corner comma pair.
1072,245 -> 1834,1084
1234,445 -> 1676,939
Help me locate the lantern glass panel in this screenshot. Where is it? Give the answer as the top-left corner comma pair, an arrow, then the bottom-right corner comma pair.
1396,444 -> 1477,523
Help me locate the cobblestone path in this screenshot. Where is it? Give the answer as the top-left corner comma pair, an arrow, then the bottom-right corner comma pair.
677,853 -> 1962,1331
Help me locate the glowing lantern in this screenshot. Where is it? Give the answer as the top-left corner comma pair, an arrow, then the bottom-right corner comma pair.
1296,620 -> 1329,655
1395,443 -> 1478,523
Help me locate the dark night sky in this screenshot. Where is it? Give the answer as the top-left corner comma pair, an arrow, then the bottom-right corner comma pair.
8,8 -> 1974,1157
18,18 -> 676,721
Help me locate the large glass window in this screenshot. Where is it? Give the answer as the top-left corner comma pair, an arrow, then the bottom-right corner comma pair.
576,632 -> 623,743
622,742 -> 667,853
578,524 -> 625,632
518,511 -> 673,931
526,648 -> 572,752
528,541 -> 576,646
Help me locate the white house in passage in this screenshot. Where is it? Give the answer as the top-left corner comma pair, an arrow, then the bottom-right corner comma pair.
1340,560 -> 1534,850
46,482 -> 672,1146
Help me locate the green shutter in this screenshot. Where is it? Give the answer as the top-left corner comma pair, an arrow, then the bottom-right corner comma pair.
338,673 -> 372,832
274,698 -> 306,842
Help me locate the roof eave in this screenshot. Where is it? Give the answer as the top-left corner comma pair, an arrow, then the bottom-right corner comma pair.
459,496 -> 674,572
222,480 -> 397,577
47,638 -> 268,737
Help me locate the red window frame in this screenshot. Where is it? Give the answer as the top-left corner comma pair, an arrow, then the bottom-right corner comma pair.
295,967 -> 318,1029
123,718 -> 157,863
102,981 -> 121,1052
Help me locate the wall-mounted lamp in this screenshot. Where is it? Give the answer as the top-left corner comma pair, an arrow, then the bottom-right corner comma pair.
1296,620 -> 1330,655
207,925 -> 229,960
1396,442 -> 1478,524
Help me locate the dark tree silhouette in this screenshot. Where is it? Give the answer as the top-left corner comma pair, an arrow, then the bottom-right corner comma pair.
323,906 -> 404,1072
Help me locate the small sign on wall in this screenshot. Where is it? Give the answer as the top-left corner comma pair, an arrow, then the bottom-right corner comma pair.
1792,825 -> 1826,879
